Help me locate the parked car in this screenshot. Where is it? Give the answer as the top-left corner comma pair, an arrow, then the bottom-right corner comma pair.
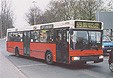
109,48 -> 113,72
102,35 -> 113,55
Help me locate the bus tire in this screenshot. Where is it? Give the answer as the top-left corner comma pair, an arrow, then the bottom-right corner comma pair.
109,63 -> 113,72
45,52 -> 53,65
15,48 -> 19,57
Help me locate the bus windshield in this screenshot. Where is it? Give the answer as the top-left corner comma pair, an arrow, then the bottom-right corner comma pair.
70,30 -> 102,50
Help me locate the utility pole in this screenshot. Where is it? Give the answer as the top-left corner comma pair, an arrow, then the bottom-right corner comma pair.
97,0 -> 101,21
32,1 -> 37,25
0,15 -> 3,38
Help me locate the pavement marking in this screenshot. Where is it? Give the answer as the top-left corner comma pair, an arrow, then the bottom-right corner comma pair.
17,63 -> 47,68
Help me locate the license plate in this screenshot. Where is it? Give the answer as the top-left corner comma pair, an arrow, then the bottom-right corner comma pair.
86,61 -> 94,64
107,50 -> 111,52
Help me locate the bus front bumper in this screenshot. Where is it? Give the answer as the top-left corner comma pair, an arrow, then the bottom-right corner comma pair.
70,55 -> 103,64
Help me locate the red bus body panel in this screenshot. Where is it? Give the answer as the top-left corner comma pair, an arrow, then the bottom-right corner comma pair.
7,41 -> 56,62
7,41 -> 24,55
69,50 -> 103,56
30,42 -> 56,62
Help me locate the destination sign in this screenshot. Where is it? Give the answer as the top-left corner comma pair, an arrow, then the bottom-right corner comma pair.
75,21 -> 102,29
40,24 -> 53,29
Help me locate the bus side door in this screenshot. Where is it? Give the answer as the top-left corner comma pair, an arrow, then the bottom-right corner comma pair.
23,31 -> 31,56
55,29 -> 69,63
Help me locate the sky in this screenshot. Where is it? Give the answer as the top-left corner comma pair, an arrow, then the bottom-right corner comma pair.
11,0 -> 52,27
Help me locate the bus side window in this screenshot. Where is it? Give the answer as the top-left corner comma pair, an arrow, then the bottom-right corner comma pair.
31,30 -> 39,42
46,29 -> 54,43
40,30 -> 47,42
56,30 -> 62,41
13,32 -> 21,42
16,35 -> 21,41
10,33 -> 16,41
8,33 -> 13,41
17,32 -> 23,42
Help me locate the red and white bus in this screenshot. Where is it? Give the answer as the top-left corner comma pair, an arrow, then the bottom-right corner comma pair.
6,20 -> 103,64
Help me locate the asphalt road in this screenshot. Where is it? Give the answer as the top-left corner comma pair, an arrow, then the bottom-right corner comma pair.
0,39 -> 113,78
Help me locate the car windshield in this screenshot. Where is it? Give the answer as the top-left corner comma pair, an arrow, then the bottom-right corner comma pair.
70,30 -> 102,50
103,35 -> 111,42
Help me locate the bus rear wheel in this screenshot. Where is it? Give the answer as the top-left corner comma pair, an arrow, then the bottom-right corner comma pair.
15,48 -> 19,57
46,52 -> 53,64
109,63 -> 113,72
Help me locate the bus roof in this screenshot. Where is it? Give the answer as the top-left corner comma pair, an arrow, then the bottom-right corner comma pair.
7,20 -> 103,32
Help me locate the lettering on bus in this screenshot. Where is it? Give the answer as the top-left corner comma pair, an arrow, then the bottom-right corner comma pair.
40,24 -> 53,29
75,21 -> 101,29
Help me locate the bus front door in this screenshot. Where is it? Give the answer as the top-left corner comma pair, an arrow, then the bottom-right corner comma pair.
56,29 -> 69,63
23,31 -> 30,56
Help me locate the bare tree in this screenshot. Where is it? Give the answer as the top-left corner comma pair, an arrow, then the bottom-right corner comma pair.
25,0 -> 105,25
0,0 -> 14,38
106,0 -> 113,11
40,0 -> 77,23
25,5 -> 42,25
40,0 -> 104,24
77,0 -> 103,20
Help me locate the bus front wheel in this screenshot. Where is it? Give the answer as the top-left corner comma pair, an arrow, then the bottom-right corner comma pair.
45,52 -> 53,64
15,48 -> 20,57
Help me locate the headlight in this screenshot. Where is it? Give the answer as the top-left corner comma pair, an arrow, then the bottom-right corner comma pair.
99,55 -> 103,59
72,57 -> 80,60
102,45 -> 104,48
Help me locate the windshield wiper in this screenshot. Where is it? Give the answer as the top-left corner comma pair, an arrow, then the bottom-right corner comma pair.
81,42 -> 98,51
